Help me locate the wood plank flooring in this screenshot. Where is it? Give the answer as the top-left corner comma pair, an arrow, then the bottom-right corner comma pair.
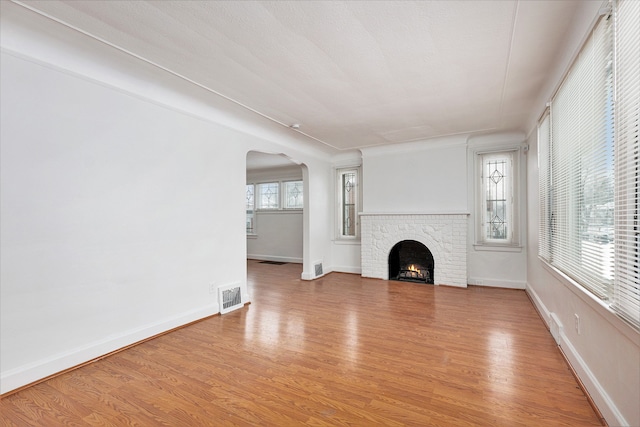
1,260 -> 602,426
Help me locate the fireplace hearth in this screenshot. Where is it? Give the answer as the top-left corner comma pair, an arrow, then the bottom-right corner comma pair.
388,240 -> 434,284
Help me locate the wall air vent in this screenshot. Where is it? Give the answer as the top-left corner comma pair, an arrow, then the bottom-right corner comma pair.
549,313 -> 562,345
315,262 -> 323,277
218,283 -> 242,314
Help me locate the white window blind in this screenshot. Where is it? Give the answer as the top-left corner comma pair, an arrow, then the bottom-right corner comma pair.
550,13 -> 614,299
538,112 -> 552,261
612,0 -> 640,327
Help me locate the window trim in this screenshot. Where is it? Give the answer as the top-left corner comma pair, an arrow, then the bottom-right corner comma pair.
256,181 -> 280,210
336,166 -> 361,240
246,183 -> 256,235
282,180 -> 304,210
472,147 -> 521,249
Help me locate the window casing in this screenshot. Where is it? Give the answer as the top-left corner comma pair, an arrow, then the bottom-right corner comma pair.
538,1 -> 639,329
337,167 -> 360,239
475,150 -> 519,247
246,184 -> 255,234
257,182 -> 280,210
284,180 -> 304,209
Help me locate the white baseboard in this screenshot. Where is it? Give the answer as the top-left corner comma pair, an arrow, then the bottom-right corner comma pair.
468,277 -> 526,289
525,283 -> 551,328
0,304 -> 219,395
558,332 -> 628,427
247,254 -> 303,263
330,265 -> 362,275
526,283 -> 627,427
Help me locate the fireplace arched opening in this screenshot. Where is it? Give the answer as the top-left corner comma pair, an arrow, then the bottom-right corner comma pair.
388,240 -> 434,284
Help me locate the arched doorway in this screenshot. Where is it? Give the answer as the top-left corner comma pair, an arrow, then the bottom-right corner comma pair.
245,151 -> 307,275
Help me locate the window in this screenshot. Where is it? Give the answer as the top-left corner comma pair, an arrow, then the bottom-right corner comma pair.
247,180 -> 304,234
284,180 -> 303,209
338,168 -> 360,238
246,184 -> 255,234
612,0 -> 639,327
257,182 -> 279,210
538,1 -> 639,329
477,151 -> 518,245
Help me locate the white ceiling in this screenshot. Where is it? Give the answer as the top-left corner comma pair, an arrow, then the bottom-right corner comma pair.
18,0 -> 583,152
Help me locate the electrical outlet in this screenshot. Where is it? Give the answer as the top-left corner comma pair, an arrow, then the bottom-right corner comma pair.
574,313 -> 580,335
209,283 -> 216,294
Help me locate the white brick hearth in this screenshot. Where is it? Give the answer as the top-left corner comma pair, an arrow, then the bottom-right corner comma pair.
360,213 -> 468,287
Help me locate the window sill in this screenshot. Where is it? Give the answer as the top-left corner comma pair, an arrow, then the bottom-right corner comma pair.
333,238 -> 361,245
473,244 -> 522,253
246,234 -> 258,239
256,209 -> 303,214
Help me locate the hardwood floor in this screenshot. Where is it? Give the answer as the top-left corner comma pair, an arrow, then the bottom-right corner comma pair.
1,260 -> 602,426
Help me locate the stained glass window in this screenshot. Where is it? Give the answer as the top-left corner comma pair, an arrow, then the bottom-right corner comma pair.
339,169 -> 359,237
485,157 -> 508,240
246,184 -> 255,233
479,152 -> 515,244
284,181 -> 303,209
257,182 -> 279,209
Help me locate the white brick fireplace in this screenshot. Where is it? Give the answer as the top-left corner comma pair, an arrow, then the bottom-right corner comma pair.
360,213 -> 468,287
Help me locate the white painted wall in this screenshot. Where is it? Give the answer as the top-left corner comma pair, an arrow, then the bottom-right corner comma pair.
359,140 -> 473,281
0,3 -> 332,394
247,211 -> 303,263
361,137 -> 468,213
247,165 -> 303,263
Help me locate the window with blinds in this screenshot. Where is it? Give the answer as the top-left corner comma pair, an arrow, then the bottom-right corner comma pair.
612,0 -> 639,328
538,112 -> 552,262
538,0 -> 639,329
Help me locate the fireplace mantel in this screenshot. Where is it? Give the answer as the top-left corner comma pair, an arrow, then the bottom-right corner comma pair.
360,213 -> 468,287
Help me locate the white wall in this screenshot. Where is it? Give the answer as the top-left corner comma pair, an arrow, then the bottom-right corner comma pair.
247,165 -> 303,263
361,137 -> 468,213
247,211 -> 303,262
0,3 -> 333,394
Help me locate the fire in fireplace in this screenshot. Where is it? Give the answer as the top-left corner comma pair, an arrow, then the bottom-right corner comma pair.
388,240 -> 434,284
